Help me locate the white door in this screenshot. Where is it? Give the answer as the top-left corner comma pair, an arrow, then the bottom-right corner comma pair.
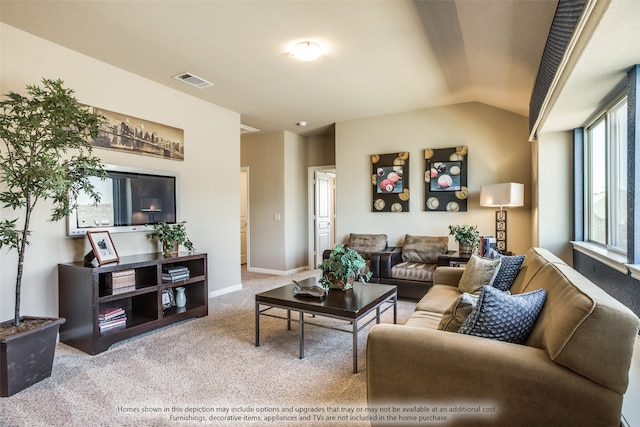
240,169 -> 248,265
314,170 -> 335,266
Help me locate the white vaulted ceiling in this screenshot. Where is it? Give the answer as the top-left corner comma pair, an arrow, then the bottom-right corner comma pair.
0,0 -> 558,136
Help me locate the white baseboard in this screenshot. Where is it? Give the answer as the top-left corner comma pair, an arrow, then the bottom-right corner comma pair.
207,266 -> 312,299
208,284 -> 242,299
246,266 -> 310,276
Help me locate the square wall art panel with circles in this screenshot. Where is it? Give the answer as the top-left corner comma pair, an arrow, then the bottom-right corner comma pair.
372,152 -> 410,213
424,146 -> 468,212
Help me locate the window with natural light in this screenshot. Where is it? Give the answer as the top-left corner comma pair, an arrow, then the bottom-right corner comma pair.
585,97 -> 628,252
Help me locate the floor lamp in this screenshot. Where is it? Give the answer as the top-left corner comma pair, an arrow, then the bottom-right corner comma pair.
480,183 -> 524,254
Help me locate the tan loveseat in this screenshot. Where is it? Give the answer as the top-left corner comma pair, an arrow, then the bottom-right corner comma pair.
367,247 -> 640,426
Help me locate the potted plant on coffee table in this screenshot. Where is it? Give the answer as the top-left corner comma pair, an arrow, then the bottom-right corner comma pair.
0,79 -> 106,396
448,224 -> 480,254
317,244 -> 372,291
148,221 -> 195,258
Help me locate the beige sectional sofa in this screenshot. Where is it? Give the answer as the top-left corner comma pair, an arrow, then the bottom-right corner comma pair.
366,247 -> 640,426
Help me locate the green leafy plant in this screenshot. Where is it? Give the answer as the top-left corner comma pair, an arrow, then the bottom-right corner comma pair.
0,78 -> 106,327
317,244 -> 372,290
148,221 -> 195,257
448,224 -> 480,252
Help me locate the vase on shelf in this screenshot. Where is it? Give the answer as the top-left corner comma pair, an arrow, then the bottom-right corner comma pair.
175,287 -> 186,308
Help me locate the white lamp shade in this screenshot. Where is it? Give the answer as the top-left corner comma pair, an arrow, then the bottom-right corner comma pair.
480,182 -> 524,207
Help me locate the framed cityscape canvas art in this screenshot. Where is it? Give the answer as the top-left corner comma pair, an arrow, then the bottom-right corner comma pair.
87,106 -> 185,161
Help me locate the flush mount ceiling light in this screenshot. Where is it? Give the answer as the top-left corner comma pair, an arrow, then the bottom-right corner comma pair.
296,121 -> 308,127
290,41 -> 322,61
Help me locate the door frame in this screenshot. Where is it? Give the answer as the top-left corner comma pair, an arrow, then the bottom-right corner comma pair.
307,165 -> 336,269
240,166 -> 250,268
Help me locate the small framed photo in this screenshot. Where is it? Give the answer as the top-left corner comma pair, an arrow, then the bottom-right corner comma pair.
87,231 -> 120,264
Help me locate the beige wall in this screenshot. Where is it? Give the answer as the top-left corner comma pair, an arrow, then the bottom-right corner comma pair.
335,103 -> 533,254
305,132 -> 336,167
240,131 -> 286,271
1,24 -> 241,321
283,131 -> 308,271
241,130 -> 335,273
534,131 -> 573,262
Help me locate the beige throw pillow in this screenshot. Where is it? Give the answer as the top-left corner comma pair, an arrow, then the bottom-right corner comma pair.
347,233 -> 387,259
401,235 -> 449,263
457,255 -> 501,295
438,293 -> 480,332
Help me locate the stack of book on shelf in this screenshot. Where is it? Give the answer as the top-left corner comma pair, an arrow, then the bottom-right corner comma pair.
99,307 -> 127,333
162,265 -> 190,282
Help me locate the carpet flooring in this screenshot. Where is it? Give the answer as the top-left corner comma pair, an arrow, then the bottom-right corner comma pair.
1,270 -> 415,426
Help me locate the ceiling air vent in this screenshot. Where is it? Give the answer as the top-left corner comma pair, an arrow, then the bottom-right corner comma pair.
172,72 -> 214,89
240,124 -> 260,134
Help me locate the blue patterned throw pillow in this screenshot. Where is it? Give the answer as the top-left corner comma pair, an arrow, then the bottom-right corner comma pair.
491,254 -> 525,291
458,285 -> 547,344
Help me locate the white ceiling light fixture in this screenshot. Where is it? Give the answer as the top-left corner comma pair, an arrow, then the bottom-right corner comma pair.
290,41 -> 322,61
296,121 -> 308,127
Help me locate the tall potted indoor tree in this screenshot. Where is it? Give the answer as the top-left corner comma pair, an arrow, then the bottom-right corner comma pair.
0,79 -> 105,396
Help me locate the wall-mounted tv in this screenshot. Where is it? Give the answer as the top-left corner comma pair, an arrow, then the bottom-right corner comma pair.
67,164 -> 179,237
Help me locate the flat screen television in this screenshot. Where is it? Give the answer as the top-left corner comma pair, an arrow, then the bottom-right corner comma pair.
67,164 -> 179,237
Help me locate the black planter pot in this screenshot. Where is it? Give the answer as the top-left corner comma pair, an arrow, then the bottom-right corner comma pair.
0,316 -> 65,397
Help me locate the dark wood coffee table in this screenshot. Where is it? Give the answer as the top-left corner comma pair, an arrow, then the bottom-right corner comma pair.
255,277 -> 397,373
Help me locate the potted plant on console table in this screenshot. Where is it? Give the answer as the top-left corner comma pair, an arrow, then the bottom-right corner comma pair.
0,79 -> 106,397
448,224 -> 480,254
318,244 -> 372,291
148,221 -> 195,258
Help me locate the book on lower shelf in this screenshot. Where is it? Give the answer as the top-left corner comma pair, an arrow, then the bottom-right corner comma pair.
162,266 -> 190,282
99,307 -> 127,333
99,307 -> 125,321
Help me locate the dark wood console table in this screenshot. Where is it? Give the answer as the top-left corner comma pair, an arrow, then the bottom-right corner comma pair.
58,252 -> 208,355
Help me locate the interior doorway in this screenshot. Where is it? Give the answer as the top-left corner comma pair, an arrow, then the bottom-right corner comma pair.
240,167 -> 249,268
308,166 -> 336,268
